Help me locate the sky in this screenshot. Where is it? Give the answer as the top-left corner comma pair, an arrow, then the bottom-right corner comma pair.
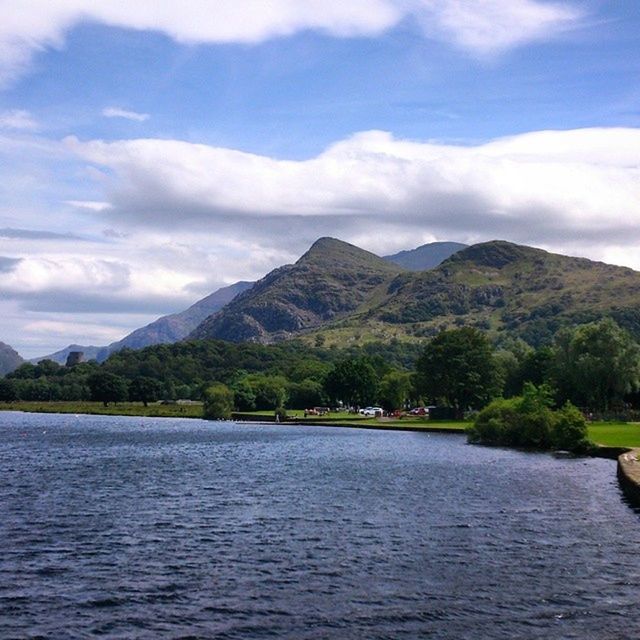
1,0 -> 640,358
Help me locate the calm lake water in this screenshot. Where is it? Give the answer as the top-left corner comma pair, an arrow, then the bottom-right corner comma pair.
1,412 -> 639,639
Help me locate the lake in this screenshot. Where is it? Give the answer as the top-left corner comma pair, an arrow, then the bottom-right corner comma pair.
1,412 -> 639,639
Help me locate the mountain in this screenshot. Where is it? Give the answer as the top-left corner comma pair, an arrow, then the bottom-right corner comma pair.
33,280 -> 253,364
343,240 -> 640,346
190,237 -> 404,343
0,341 -> 23,376
191,239 -> 640,348
383,241 -> 467,271
109,280 -> 253,352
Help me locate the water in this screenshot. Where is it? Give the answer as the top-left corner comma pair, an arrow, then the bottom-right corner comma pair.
1,412 -> 639,639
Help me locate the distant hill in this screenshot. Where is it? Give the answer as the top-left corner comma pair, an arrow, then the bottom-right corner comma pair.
33,280 -> 252,364
339,240 -> 640,346
190,237 -> 404,343
191,238 -> 640,348
0,341 -> 23,376
384,241 -> 467,271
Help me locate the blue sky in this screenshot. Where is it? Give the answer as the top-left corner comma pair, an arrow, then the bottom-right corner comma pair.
1,0 -> 639,357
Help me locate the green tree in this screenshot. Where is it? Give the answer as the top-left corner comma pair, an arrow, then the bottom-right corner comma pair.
554,318 -> 640,410
415,328 -> 500,412
128,376 -> 163,407
0,378 -> 18,402
378,370 -> 412,411
249,374 -> 288,410
230,377 -> 257,411
287,378 -> 326,408
87,371 -> 129,406
203,383 -> 234,420
323,357 -> 379,407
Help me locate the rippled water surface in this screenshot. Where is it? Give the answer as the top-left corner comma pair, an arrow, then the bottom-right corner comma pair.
1,412 -> 640,639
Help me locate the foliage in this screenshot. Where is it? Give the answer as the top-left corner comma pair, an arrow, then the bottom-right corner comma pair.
87,371 -> 129,406
323,357 -> 379,407
203,383 -> 234,420
415,327 -> 500,411
243,374 -> 288,410
286,378 -> 326,409
554,318 -> 640,409
378,370 -> 412,411
0,378 -> 18,402
467,383 -> 590,452
128,376 -> 163,406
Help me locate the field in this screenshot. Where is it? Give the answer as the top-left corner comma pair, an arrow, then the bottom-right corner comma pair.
586,422 -> 640,448
0,401 -> 203,419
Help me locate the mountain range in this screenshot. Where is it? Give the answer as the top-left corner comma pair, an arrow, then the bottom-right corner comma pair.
9,235 -> 640,372
191,238 -> 640,349
25,241 -> 465,366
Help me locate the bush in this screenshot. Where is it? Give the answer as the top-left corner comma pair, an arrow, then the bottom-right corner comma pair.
468,384 -> 591,453
551,402 -> 590,453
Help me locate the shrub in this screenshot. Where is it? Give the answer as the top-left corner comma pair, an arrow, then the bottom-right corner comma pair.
468,384 -> 591,453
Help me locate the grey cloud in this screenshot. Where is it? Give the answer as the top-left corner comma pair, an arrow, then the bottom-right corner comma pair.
0,227 -> 84,241
0,256 -> 21,272
5,289 -> 190,315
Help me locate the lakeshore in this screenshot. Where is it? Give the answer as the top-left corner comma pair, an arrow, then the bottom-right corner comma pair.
2,401 -> 640,448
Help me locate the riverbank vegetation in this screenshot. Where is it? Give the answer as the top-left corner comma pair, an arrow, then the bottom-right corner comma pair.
3,317 -> 640,448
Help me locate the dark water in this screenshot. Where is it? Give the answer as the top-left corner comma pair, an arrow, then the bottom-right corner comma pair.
1,413 -> 640,639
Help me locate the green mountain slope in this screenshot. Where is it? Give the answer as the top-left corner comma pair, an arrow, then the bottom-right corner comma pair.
190,237 -> 404,342
335,240 -> 640,346
192,239 -> 640,349
384,241 -> 467,271
0,341 -> 23,376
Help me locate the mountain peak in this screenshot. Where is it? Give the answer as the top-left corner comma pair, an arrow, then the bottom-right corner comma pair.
298,237 -> 401,273
444,240 -> 545,269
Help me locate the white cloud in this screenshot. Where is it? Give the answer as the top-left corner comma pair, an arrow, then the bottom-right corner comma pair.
0,1 -> 582,85
102,107 -> 150,122
64,127 -> 640,252
65,200 -> 113,211
0,109 -> 38,130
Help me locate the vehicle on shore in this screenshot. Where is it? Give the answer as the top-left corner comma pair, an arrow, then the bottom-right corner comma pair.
359,406 -> 383,417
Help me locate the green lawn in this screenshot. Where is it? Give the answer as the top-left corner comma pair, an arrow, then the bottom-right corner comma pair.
0,401 -> 203,419
587,422 -> 640,448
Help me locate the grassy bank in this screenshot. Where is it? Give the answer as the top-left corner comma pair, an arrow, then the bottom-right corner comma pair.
2,401 -> 640,447
0,401 -> 203,419
586,422 -> 640,448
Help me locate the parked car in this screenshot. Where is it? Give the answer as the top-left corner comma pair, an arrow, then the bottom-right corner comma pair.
359,406 -> 383,417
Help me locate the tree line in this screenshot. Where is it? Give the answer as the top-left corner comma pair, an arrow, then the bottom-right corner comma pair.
3,318 -> 640,432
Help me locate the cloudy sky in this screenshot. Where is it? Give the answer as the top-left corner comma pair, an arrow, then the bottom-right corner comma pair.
1,1 -> 639,358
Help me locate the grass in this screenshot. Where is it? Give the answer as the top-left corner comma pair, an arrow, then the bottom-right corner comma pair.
587,422 -> 640,448
0,401 -> 203,419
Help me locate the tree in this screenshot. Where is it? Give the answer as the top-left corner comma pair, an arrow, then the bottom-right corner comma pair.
128,376 -> 162,407
554,318 -> 640,410
203,383 -> 234,420
87,371 -> 129,406
0,378 -> 18,402
415,328 -> 500,412
245,374 -> 288,410
287,378 -> 326,409
378,370 -> 412,411
323,358 -> 379,407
